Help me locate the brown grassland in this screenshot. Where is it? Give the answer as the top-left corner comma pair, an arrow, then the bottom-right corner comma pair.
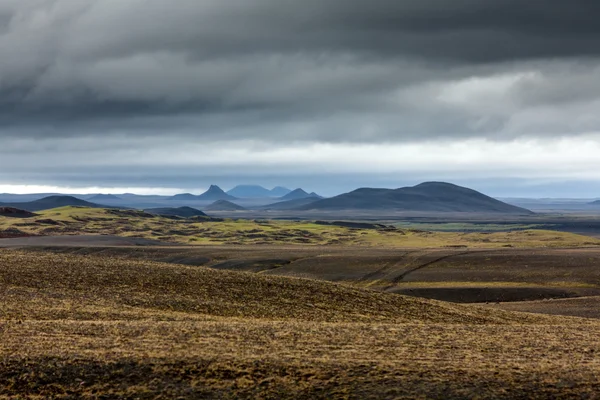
2,249 -> 600,398
3,208 -> 600,398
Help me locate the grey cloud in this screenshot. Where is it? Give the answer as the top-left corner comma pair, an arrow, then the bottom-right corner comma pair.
1,0 -> 600,144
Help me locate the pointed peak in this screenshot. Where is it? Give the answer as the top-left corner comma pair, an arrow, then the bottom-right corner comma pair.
198,185 -> 237,200
280,188 -> 315,201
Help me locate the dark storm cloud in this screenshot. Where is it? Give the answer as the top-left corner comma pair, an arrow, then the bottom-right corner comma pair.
1,0 -> 600,143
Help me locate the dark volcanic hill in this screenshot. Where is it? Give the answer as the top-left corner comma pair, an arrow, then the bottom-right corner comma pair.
204,200 -> 246,211
279,188 -> 321,201
296,182 -> 533,214
2,196 -> 105,212
0,207 -> 37,218
198,185 -> 237,201
226,185 -> 271,198
144,207 -> 208,218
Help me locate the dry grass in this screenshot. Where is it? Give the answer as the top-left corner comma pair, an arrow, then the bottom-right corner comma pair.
2,249 -> 600,397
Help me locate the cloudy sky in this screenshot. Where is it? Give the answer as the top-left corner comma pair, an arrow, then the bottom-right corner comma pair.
2,0 -> 600,197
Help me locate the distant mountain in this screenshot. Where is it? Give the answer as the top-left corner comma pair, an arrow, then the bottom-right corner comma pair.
198,185 -> 237,201
279,188 -> 321,201
204,200 -> 246,211
226,185 -> 294,198
0,207 -> 37,218
259,197 -> 321,210
144,207 -> 208,218
89,194 -> 121,201
226,185 -> 272,198
269,186 -> 292,197
0,196 -> 104,212
590,200 -> 600,205
167,193 -> 199,201
296,182 -> 533,214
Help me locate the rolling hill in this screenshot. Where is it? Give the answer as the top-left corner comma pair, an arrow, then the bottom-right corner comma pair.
0,250 -> 541,325
297,182 -> 533,214
204,200 -> 246,211
0,196 -> 105,212
0,248 -> 597,398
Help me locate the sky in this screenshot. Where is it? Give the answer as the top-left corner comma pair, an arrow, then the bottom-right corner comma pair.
2,1 -> 600,197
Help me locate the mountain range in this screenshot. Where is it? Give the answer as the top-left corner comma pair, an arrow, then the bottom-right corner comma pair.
226,185 -> 292,198
0,182 -> 534,215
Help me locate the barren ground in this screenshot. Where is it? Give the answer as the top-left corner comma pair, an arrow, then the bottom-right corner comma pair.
3,208 -> 600,397
1,249 -> 600,398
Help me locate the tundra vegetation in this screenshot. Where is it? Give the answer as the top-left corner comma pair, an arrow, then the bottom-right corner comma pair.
0,206 -> 598,248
